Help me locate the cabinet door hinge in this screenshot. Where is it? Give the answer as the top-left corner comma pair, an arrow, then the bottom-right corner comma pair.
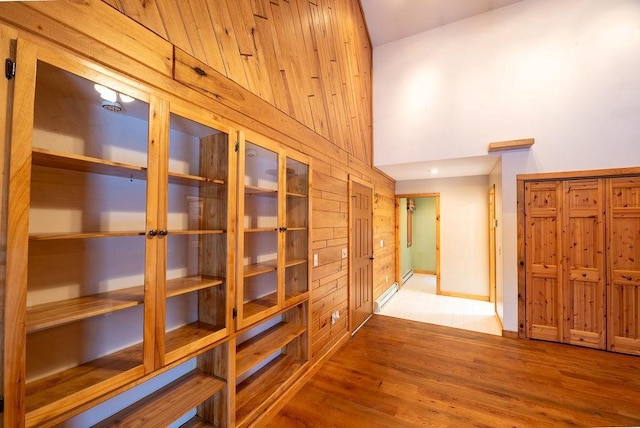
5,58 -> 16,80
234,141 -> 239,152
232,307 -> 237,318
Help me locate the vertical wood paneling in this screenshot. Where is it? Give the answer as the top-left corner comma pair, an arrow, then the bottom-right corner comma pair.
205,1 -> 248,89
118,0 -> 167,39
105,0 -> 372,165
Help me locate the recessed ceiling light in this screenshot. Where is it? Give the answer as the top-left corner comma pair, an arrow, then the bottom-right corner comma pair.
430,168 -> 438,174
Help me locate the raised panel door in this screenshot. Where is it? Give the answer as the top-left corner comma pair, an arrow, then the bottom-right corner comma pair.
607,177 -> 640,355
562,179 -> 606,349
525,181 -> 563,342
350,180 -> 373,333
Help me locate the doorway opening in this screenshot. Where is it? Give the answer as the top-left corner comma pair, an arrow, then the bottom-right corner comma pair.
395,193 -> 440,292
389,192 -> 501,335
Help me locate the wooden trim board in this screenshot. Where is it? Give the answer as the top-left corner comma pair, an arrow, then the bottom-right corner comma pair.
487,138 -> 534,152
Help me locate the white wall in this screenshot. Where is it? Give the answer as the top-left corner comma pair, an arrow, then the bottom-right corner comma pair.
375,0 -> 640,331
397,176 -> 489,298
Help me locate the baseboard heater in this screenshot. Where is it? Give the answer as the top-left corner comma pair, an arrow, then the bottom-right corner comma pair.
401,268 -> 414,284
374,282 -> 399,313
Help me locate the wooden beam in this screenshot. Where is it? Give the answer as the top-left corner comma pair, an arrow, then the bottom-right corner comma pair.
487,138 -> 535,153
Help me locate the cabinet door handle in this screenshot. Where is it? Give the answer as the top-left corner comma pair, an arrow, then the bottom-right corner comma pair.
159,229 -> 168,236
148,229 -> 158,237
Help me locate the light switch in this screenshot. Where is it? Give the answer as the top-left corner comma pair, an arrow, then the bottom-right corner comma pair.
341,248 -> 348,259
313,253 -> 319,267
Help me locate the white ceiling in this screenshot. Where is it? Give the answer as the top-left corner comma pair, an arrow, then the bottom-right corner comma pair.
377,155 -> 500,181
360,0 -> 523,181
360,0 -> 523,47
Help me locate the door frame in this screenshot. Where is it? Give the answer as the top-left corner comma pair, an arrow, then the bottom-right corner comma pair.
489,184 -> 496,307
395,193 -> 440,293
348,176 -> 374,334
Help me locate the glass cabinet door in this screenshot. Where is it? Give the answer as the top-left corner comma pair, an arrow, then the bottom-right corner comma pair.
284,155 -> 310,305
19,59 -> 152,424
237,139 -> 280,327
161,109 -> 232,364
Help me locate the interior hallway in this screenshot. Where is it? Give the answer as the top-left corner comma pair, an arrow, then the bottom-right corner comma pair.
379,273 -> 502,336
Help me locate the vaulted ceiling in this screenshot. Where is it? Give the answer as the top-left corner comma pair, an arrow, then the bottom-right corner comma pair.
360,0 -> 523,47
360,0 -> 523,180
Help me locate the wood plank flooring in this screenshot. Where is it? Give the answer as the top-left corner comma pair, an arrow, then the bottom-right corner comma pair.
267,315 -> 640,427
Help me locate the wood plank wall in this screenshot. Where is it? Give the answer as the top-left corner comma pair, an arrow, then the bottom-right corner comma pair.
103,0 -> 373,166
0,0 -> 396,365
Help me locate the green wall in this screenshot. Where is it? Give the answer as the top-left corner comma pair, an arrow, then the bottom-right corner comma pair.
411,197 -> 436,272
399,198 -> 413,277
399,197 -> 436,276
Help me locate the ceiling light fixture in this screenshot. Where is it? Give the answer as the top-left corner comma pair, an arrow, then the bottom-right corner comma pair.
101,100 -> 122,112
95,84 -> 134,110
430,168 -> 438,174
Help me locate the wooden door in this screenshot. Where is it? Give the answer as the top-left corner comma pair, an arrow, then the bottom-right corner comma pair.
525,181 -> 563,342
562,179 -> 606,349
607,177 -> 640,355
350,180 -> 373,333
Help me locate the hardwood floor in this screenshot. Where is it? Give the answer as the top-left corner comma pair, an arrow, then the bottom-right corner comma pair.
266,315 -> 640,427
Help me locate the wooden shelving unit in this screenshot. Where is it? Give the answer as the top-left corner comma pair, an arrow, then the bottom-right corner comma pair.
26,285 -> 144,333
231,134 -> 311,426
245,185 -> 277,195
168,171 -> 225,186
285,258 -> 307,268
32,147 -> 147,179
166,275 -> 224,297
243,260 -> 278,277
168,229 -> 225,235
236,322 -> 306,377
29,231 -> 145,240
235,354 -> 304,424
234,303 -> 309,427
26,343 -> 144,425
4,53 -> 235,427
5,36 -> 316,428
243,292 -> 278,320
94,369 -> 226,427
